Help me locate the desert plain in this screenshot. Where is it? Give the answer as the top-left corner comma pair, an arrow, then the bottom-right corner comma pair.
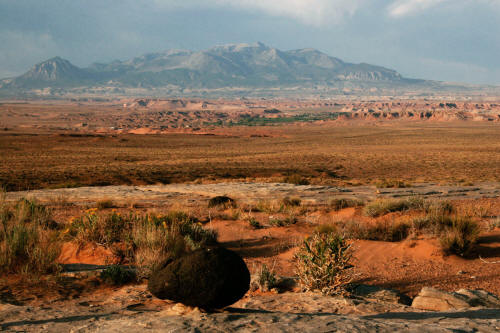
0,98 -> 499,332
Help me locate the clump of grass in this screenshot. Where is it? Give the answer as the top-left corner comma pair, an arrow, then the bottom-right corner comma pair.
424,200 -> 454,215
254,264 -> 278,292
68,210 -> 217,279
269,215 -> 297,227
248,217 -> 263,229
295,229 -> 354,296
440,217 -> 480,256
374,179 -> 411,188
330,198 -> 363,211
0,197 -> 61,276
363,197 -> 425,217
338,218 -> 410,242
283,174 -> 310,186
282,197 -> 301,207
96,199 -> 116,210
100,265 -> 136,285
208,195 -> 236,209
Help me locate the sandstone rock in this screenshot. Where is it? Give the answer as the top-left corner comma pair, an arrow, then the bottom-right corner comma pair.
455,289 -> 500,308
412,287 -> 469,311
148,247 -> 250,309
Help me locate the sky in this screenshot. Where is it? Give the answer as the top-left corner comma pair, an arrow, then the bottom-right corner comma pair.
0,0 -> 499,84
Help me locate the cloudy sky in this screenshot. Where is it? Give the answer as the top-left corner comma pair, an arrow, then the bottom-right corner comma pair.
0,0 -> 499,84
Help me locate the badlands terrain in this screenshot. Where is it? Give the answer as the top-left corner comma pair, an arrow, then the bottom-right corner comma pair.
0,98 -> 499,331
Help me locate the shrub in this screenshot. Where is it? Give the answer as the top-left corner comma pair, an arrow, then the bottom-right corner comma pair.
100,265 -> 136,285
295,231 -> 354,295
440,217 -> 480,256
330,198 -> 363,211
208,196 -> 235,208
283,174 -> 309,186
424,200 -> 454,215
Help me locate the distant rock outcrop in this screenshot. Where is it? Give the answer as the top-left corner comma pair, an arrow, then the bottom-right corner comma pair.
148,247 -> 250,310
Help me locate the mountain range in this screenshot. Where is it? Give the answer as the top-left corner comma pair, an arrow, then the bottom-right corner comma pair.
0,42 -> 478,97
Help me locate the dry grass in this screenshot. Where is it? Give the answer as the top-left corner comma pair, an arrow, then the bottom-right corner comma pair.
1,123 -> 500,191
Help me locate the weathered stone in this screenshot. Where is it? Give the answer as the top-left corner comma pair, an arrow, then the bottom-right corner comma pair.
412,287 -> 473,311
148,247 -> 250,309
352,284 -> 412,305
455,289 -> 500,308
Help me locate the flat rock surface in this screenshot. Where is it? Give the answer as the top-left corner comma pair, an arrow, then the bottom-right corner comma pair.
1,289 -> 500,332
5,182 -> 500,205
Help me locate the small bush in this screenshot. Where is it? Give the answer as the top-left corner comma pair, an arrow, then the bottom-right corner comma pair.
208,196 -> 235,208
424,201 -> 454,215
100,265 -> 136,285
330,198 -> 363,211
283,174 -> 310,186
295,230 -> 354,295
440,217 -> 480,256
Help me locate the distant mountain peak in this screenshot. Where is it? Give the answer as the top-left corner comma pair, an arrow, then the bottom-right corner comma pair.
2,43 -> 428,95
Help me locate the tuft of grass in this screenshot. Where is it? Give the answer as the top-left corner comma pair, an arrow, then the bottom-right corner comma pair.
254,264 -> 278,292
269,215 -> 297,227
339,218 -> 410,242
96,199 -> 116,210
248,217 -> 263,229
374,179 -> 411,188
295,230 -> 354,296
0,197 -> 61,276
282,197 -> 301,207
283,174 -> 310,186
208,195 -> 236,209
440,217 -> 480,256
363,197 -> 425,217
100,265 -> 136,285
330,198 -> 363,211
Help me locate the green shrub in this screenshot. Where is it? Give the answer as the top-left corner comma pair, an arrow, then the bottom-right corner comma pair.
330,198 -> 363,211
440,217 -> 480,256
100,265 -> 136,285
295,231 -> 354,295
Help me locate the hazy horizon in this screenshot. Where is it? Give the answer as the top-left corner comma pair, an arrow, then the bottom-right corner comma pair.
1,0 -> 499,85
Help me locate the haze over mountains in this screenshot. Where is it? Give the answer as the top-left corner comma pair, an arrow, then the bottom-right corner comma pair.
0,43 -> 489,98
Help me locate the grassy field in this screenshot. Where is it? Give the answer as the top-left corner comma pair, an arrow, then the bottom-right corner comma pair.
1,122 -> 500,191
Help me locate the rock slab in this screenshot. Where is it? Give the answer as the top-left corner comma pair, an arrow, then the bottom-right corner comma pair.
412,287 -> 500,311
148,247 -> 250,309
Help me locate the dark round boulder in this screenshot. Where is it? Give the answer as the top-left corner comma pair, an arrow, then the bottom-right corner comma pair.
147,247 -> 250,309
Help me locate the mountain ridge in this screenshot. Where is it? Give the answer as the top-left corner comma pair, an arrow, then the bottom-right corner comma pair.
0,42 -> 472,97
